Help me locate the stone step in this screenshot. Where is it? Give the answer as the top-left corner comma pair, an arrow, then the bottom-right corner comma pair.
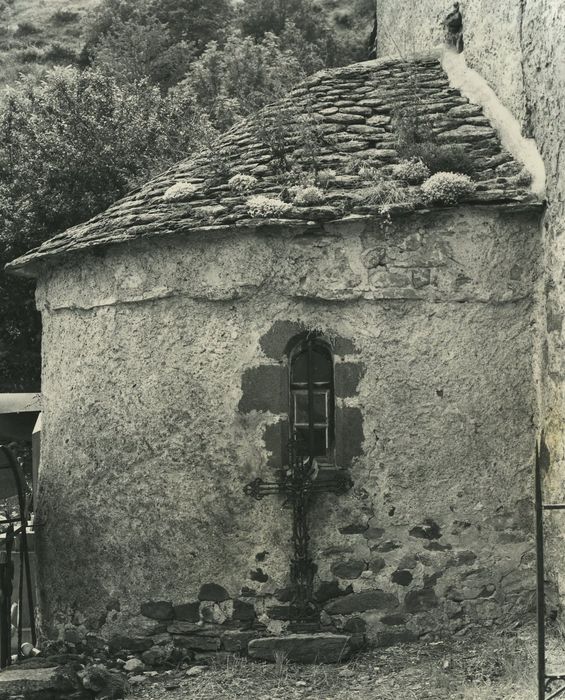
0,666 -> 58,699
248,634 -> 352,664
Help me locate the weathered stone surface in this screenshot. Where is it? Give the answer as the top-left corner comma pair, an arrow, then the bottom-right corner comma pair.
325,590 -> 399,615
248,634 -> 352,663
109,636 -> 153,653
123,658 -> 144,673
173,635 -> 221,651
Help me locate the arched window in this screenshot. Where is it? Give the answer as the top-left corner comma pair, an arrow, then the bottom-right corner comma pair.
289,336 -> 334,462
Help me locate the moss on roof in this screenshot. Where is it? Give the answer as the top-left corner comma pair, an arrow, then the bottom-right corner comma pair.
8,55 -> 540,277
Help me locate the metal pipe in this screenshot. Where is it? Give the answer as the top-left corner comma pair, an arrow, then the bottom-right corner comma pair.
536,441 -> 546,700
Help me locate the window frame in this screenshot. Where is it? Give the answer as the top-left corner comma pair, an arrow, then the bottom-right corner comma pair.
288,335 -> 335,464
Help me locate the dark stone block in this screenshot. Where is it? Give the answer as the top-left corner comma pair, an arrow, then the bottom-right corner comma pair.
249,568 -> 269,583
391,570 -> 413,587
335,406 -> 364,468
423,572 -> 443,588
409,519 -> 441,540
404,588 -> 439,613
339,523 -> 368,535
260,321 -> 306,359
238,365 -> 287,414
325,590 -> 398,615
241,587 -> 257,596
398,554 -> 418,569
331,560 -> 366,579
343,617 -> 366,633
173,602 -> 200,622
109,635 -> 153,653
314,581 -> 352,604
173,635 -> 221,651
369,557 -> 386,573
425,541 -> 452,552
264,419 -> 289,468
381,614 -> 408,626
334,363 -> 365,398
376,629 -> 418,647
267,605 -> 300,620
233,599 -> 256,622
141,601 -> 174,621
198,584 -> 230,602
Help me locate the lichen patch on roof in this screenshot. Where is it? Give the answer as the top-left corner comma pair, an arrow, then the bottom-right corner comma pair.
7,56 -> 541,277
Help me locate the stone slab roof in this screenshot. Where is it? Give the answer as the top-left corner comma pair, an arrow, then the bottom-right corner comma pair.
7,55 -> 541,277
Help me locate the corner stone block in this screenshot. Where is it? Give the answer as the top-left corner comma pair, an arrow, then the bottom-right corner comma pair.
238,365 -> 287,414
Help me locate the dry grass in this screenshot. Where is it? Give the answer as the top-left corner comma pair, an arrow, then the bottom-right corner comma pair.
129,627 -> 556,700
0,0 -> 98,90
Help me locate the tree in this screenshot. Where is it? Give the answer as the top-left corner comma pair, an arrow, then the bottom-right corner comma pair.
0,68 -> 214,391
173,30 -> 324,132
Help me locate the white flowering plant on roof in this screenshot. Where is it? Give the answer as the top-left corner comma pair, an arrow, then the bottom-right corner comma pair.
289,185 -> 325,206
163,181 -> 198,201
392,158 -> 431,185
228,173 -> 258,193
246,194 -> 292,218
420,172 -> 476,205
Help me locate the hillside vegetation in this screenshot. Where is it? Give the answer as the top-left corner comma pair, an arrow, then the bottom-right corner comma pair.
0,0 -> 99,88
0,0 -> 375,392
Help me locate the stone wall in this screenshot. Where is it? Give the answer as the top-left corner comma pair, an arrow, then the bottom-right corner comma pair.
34,206 -> 540,656
376,0 -> 565,614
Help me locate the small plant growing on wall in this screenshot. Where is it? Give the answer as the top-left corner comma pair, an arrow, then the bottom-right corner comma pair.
420,172 -> 475,205
392,158 -> 431,185
290,185 -> 326,206
246,194 -> 292,218
228,173 -> 258,193
163,181 -> 198,201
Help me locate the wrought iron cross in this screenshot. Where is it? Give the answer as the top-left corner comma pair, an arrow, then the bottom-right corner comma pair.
244,441 -> 353,626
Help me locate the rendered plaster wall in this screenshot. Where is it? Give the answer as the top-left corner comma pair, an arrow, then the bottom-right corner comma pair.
376,0 -> 565,615
35,206 -> 540,652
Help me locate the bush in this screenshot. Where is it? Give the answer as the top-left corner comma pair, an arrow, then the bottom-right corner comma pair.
246,194 -> 292,217
44,43 -> 77,63
290,185 -> 325,205
51,9 -> 80,25
405,142 -> 477,177
393,106 -> 477,177
392,158 -> 430,185
420,172 -> 476,205
15,21 -> 40,37
16,47 -> 43,64
163,181 -> 198,201
228,173 -> 258,193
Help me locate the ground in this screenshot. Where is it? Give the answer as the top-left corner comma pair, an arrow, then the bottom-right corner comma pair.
127,628 -> 564,700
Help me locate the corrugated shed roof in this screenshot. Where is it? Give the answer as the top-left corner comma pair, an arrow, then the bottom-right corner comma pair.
7,55 -> 540,277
